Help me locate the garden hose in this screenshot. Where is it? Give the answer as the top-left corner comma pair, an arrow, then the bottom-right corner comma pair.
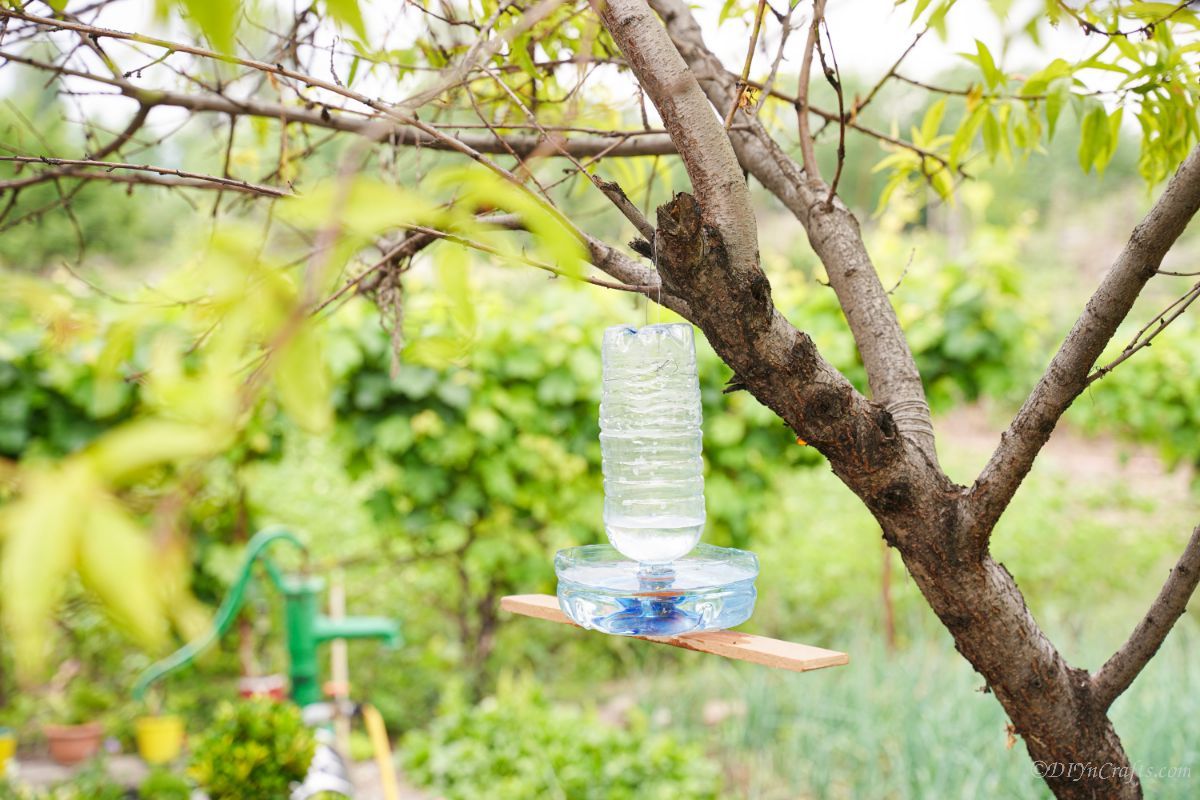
132,527 -> 308,700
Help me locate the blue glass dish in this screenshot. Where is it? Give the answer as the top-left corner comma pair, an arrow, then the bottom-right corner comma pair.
556,543 -> 758,636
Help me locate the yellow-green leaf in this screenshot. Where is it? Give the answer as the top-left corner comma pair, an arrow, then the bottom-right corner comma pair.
322,0 -> 367,39
275,326 -> 333,433
0,466 -> 88,679
437,244 -> 477,336
1078,102 -> 1109,172
920,98 -> 948,144
78,494 -> 168,650
178,0 -> 238,54
87,419 -> 228,484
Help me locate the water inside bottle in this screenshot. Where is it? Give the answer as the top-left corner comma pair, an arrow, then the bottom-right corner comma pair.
600,323 -> 706,564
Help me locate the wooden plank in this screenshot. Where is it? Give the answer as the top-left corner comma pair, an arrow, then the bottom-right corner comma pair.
501,594 -> 848,673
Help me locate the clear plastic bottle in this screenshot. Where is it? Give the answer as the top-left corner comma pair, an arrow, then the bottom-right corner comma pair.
599,323 -> 705,564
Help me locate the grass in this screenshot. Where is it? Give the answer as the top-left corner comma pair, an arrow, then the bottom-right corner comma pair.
632,621 -> 1200,799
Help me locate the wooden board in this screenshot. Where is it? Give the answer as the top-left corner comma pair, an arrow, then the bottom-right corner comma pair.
501,594 -> 848,673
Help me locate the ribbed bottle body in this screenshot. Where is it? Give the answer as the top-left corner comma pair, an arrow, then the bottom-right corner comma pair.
600,324 -> 705,564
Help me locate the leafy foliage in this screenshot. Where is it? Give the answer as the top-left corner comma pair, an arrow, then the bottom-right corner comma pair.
401,677 -> 721,800
188,699 -> 315,800
1070,313 -> 1200,471
869,0 -> 1200,203
138,768 -> 192,800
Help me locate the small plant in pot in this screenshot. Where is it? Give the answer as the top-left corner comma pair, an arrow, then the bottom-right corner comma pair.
134,691 -> 185,766
0,706 -> 18,779
43,681 -> 114,766
189,698 -> 315,800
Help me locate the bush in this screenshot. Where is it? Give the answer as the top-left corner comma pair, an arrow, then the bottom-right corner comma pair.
138,768 -> 191,800
1068,314 -> 1200,472
46,760 -> 126,800
401,677 -> 722,800
188,699 -> 314,800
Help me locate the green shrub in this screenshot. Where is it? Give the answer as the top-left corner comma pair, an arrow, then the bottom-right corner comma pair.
188,699 -> 314,800
46,760 -> 126,800
138,768 -> 191,800
401,677 -> 721,800
1069,314 -> 1200,472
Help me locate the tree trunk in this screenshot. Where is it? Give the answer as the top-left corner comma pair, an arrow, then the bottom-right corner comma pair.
894,535 -> 1140,799
652,189 -> 1141,798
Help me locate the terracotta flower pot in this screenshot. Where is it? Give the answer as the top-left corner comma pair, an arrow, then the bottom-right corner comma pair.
43,721 -> 103,766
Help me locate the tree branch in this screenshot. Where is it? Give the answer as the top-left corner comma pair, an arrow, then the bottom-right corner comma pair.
724,0 -> 767,130
1087,280 -> 1200,385
1,47 -> 678,158
88,103 -> 150,160
0,156 -> 289,196
969,144 -> 1200,538
589,0 -> 759,278
795,0 -> 826,180
648,0 -> 938,464
592,0 -> 947,536
1093,523 -> 1200,709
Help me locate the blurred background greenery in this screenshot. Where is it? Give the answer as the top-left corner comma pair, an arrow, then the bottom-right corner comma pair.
3,43 -> 1200,800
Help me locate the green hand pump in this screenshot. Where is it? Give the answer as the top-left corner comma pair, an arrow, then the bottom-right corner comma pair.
133,528 -> 400,707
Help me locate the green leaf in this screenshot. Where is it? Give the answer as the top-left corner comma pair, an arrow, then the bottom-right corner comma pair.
78,493 -> 168,650
283,178 -> 439,238
87,419 -> 228,483
950,103 -> 988,167
1046,78 -> 1071,139
322,0 -> 367,39
910,0 -> 935,23
920,98 -> 948,144
929,164 -> 955,202
982,107 -> 1003,159
927,0 -> 958,37
1078,102 -> 1110,172
434,166 -> 586,278
178,0 -> 238,54
1096,106 -> 1124,175
978,40 -> 1002,89
405,335 -> 470,367
1022,58 -> 1072,97
0,466 -> 86,679
437,244 -> 477,336
275,326 -> 333,433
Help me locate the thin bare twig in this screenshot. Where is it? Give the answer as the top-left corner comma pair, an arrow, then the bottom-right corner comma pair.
853,29 -> 927,119
725,0 -> 768,129
816,18 -> 844,206
1086,280 -> 1200,384
745,74 -> 965,177
794,0 -> 826,179
402,223 -> 655,293
480,65 -> 656,243
752,1 -> 797,116
1057,0 -> 1195,38
0,156 -> 290,196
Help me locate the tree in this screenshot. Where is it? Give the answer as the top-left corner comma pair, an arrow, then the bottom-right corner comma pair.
2,1 -> 1199,796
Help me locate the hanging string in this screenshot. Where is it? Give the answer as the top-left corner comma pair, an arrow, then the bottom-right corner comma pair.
649,231 -> 663,327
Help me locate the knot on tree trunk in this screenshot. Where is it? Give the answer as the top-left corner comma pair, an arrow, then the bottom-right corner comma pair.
654,192 -> 773,337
